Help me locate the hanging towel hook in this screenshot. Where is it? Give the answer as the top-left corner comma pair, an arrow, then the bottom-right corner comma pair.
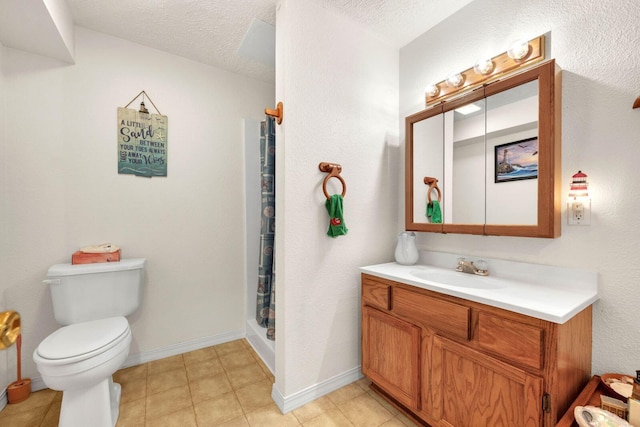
319,162 -> 346,200
423,176 -> 442,203
265,101 -> 284,124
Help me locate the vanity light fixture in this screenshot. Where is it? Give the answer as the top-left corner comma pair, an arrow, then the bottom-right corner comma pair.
568,170 -> 591,226
425,35 -> 545,106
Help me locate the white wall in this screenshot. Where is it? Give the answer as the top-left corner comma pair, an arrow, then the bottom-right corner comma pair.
274,0 -> 399,406
0,26 -> 273,382
0,41 -> 9,399
0,0 -> 74,63
400,0 -> 640,374
42,0 -> 75,58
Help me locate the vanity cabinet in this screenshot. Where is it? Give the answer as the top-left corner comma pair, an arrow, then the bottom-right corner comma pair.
361,274 -> 592,427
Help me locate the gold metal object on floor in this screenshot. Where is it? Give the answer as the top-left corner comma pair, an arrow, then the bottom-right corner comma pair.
0,310 -> 20,350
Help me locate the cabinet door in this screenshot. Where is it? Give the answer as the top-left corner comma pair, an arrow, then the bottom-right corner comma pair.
418,327 -> 440,426
362,306 -> 421,410
432,336 -> 543,427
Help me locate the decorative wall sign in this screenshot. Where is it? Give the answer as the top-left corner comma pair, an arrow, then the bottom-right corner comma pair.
117,91 -> 168,177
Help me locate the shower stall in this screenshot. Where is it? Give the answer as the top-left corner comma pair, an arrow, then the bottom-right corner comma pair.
243,118 -> 275,373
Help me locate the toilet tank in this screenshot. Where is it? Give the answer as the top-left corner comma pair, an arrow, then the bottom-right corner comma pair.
45,258 -> 146,325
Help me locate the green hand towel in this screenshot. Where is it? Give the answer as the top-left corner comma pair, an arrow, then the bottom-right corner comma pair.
325,194 -> 348,237
426,200 -> 442,224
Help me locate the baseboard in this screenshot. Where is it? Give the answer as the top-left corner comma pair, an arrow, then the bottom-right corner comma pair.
271,365 -> 363,414
121,328 -> 246,368
245,319 -> 275,374
23,328 -> 362,417
28,328 -> 246,392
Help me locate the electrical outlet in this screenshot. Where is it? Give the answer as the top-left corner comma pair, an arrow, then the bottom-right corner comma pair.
567,199 -> 591,225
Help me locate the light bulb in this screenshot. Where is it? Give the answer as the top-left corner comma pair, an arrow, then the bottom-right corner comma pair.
473,58 -> 494,75
425,84 -> 440,97
507,40 -> 530,60
446,73 -> 464,88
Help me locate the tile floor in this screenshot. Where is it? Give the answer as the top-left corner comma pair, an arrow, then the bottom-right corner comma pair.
0,339 -> 418,426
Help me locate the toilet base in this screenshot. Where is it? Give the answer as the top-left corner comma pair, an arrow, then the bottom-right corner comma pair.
59,376 -> 121,427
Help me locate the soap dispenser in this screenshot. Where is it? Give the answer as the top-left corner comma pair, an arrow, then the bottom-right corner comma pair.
394,232 -> 419,265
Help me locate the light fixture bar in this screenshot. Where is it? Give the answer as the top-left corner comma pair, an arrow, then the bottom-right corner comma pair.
425,35 -> 545,106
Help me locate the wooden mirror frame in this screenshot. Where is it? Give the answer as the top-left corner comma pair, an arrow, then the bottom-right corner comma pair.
405,59 -> 561,238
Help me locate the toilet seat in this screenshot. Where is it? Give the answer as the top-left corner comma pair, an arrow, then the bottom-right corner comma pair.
35,317 -> 130,365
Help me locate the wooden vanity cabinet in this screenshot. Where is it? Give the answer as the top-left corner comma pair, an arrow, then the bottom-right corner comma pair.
361,274 -> 592,427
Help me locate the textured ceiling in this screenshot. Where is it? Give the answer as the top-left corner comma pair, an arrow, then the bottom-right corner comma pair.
68,0 -> 474,83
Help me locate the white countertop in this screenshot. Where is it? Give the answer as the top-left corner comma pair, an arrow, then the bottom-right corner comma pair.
360,253 -> 599,324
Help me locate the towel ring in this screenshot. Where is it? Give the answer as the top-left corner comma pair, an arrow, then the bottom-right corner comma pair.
319,162 -> 346,200
424,176 -> 442,204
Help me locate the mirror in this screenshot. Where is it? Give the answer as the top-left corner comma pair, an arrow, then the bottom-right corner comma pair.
446,94 -> 486,226
408,107 -> 444,231
405,60 -> 561,238
485,80 -> 538,225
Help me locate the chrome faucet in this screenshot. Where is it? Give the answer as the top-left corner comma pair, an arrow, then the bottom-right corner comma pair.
455,258 -> 489,276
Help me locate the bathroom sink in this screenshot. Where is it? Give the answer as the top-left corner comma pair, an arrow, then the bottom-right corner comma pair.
409,269 -> 507,290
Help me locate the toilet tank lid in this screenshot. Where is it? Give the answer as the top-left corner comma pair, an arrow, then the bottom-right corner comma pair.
47,258 -> 146,277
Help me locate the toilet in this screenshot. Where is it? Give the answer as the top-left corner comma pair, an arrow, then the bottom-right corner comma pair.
33,258 -> 145,427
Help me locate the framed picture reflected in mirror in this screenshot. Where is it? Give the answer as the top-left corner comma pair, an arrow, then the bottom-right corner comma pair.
494,137 -> 539,183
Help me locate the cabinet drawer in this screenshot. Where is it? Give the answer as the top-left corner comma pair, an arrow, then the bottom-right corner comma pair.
393,287 -> 470,341
362,278 -> 390,310
478,312 -> 544,370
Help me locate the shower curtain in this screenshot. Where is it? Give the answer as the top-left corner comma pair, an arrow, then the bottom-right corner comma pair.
256,117 -> 276,341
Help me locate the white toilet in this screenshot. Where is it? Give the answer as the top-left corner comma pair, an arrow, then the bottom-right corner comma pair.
33,258 -> 145,427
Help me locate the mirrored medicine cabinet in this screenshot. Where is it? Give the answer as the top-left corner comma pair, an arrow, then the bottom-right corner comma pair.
405,59 -> 561,238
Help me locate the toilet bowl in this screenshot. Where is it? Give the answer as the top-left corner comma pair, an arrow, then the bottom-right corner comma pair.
34,317 -> 132,427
